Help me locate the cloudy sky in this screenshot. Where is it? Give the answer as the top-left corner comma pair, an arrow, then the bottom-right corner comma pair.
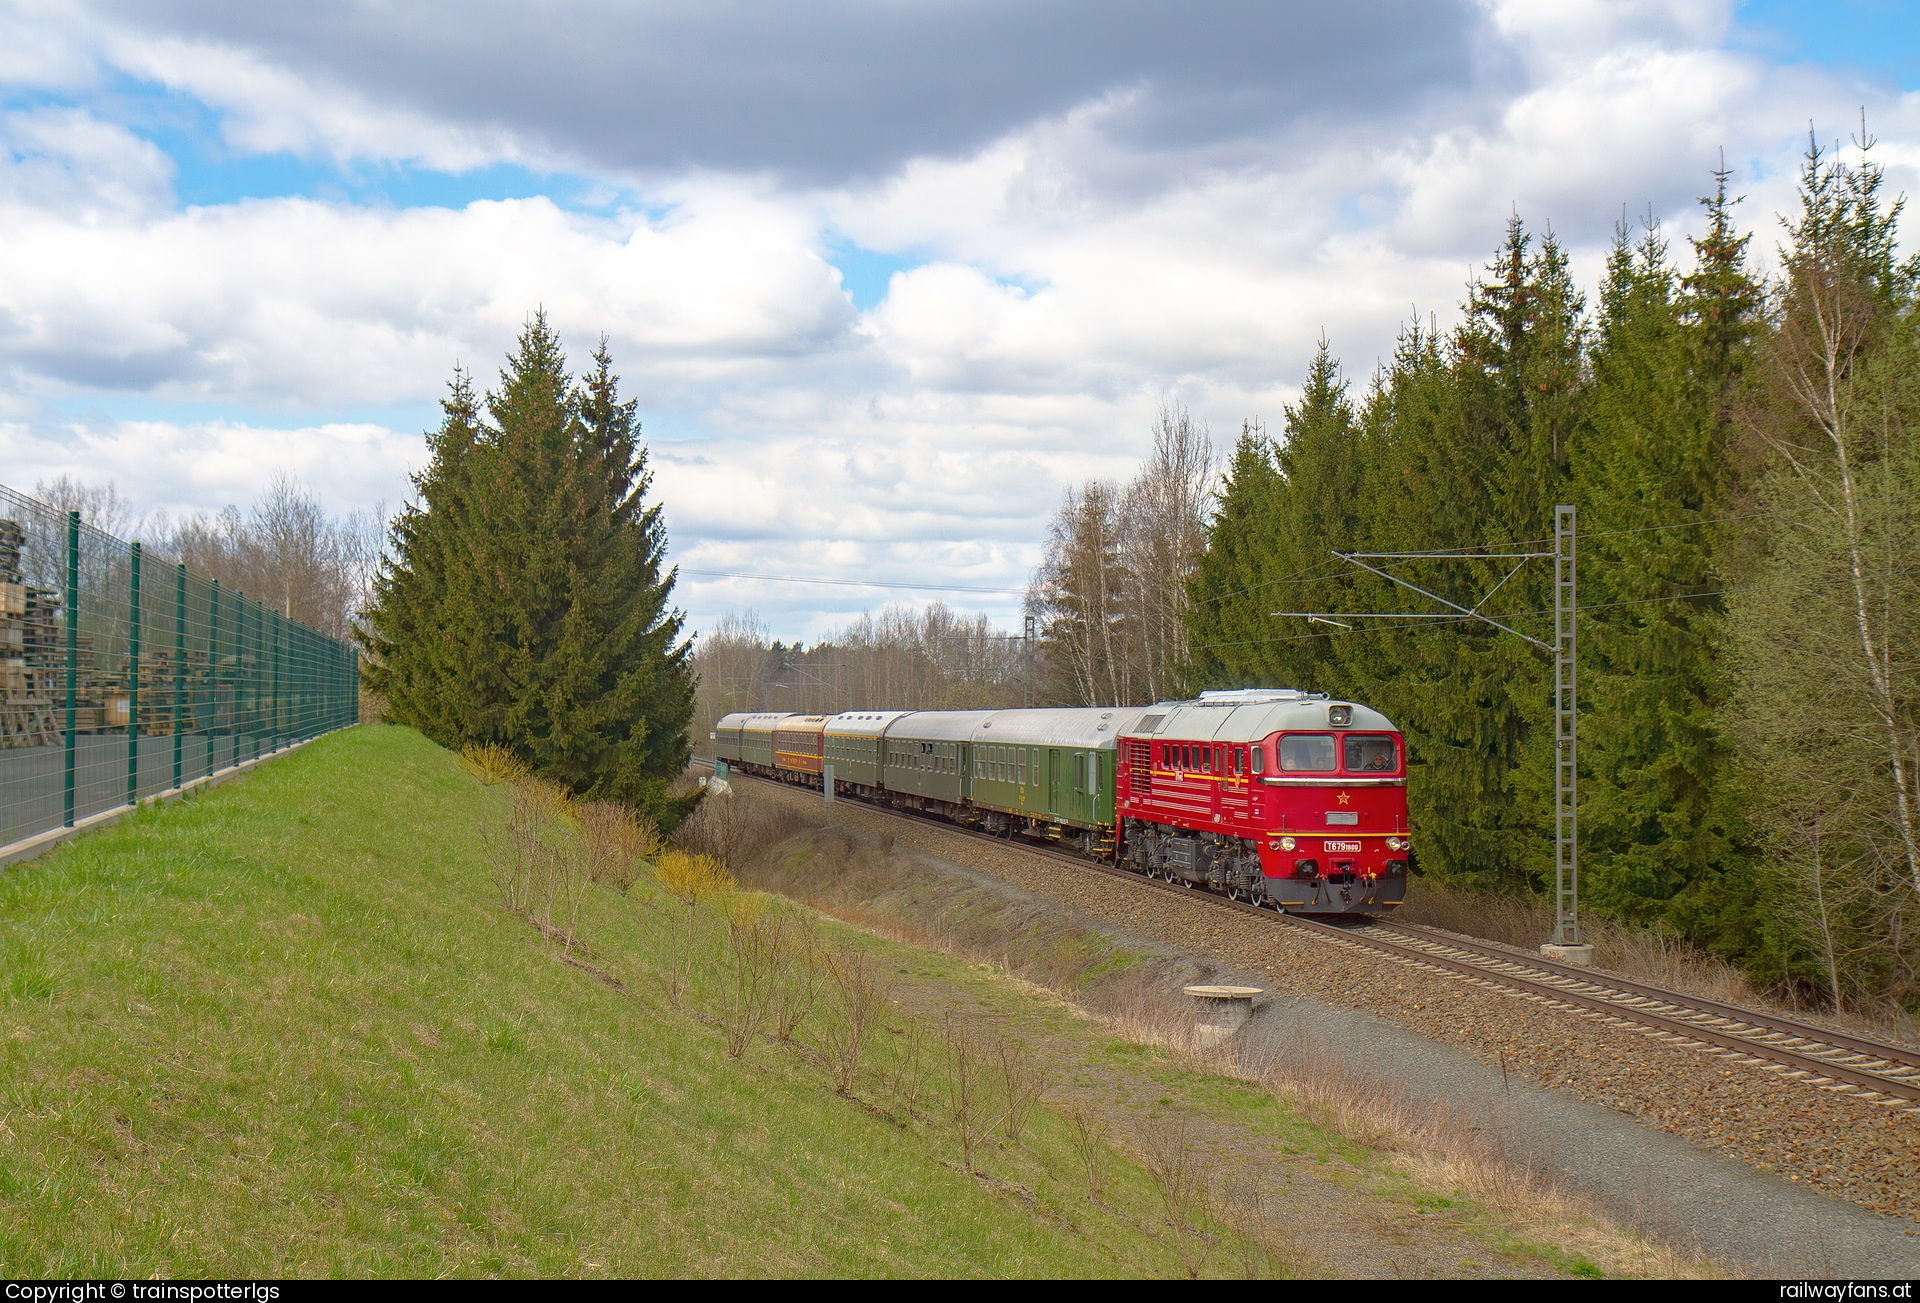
2,0 -> 1916,641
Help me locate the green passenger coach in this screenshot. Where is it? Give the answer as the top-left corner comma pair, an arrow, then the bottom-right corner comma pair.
823,710 -> 914,795
879,710 -> 994,813
967,707 -> 1151,852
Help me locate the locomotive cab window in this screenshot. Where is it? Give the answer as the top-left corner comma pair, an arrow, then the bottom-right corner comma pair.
1279,734 -> 1338,772
1343,735 -> 1397,773
1250,745 -> 1265,775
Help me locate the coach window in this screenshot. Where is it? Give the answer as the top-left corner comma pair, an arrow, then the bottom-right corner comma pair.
1280,734 -> 1338,772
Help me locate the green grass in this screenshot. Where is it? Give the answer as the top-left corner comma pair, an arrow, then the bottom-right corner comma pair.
0,726 -> 1204,1278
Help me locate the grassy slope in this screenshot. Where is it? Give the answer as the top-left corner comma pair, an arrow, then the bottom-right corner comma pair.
0,726 -> 1199,1277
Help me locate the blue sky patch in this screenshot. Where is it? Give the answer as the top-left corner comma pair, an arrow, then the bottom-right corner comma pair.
823,239 -> 922,311
1733,0 -> 1920,90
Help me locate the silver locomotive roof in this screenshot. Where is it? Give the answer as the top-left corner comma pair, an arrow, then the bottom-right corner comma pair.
1125,692 -> 1398,743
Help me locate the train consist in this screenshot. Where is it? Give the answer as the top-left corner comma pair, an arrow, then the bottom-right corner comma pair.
711,688 -> 1409,916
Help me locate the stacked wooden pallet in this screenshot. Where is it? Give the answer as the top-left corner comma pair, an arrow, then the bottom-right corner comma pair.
0,518 -> 60,749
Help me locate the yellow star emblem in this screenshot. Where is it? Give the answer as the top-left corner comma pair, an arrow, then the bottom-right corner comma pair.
1336,791 -> 1351,805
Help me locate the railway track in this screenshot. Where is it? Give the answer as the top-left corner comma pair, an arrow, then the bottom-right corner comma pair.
721,766 -> 1920,1109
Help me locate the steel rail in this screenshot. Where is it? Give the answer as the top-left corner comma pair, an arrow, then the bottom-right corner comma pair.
714,764 -> 1920,1106
1372,919 -> 1920,1068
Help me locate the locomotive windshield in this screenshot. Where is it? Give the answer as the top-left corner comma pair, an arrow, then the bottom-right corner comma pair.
1279,735 -> 1338,772
1344,735 -> 1397,772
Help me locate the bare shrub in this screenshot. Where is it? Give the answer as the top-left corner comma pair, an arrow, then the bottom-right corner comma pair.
720,894 -> 784,1059
1217,1171 -> 1311,1279
485,774 -> 568,915
769,913 -> 826,1044
882,1020 -> 932,1114
674,784 -> 806,872
822,943 -> 890,1096
1067,1107 -> 1108,1203
552,838 -> 593,956
653,849 -> 737,1006
577,799 -> 660,893
1141,1113 -> 1210,1275
997,1037 -> 1045,1143
941,1012 -> 993,1172
460,741 -> 529,787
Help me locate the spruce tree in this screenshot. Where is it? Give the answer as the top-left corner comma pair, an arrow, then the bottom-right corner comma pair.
364,316 -> 695,826
1574,206 -> 1753,928
1187,420 -> 1284,686
361,368 -> 482,739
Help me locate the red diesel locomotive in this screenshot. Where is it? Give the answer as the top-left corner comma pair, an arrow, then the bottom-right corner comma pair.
1115,689 -> 1409,914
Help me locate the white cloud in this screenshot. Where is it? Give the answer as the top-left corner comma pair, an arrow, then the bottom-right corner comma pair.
0,414 -> 418,521
106,33 -> 533,173
0,184 -> 853,404
2,0 -> 1918,644
0,105 -> 174,219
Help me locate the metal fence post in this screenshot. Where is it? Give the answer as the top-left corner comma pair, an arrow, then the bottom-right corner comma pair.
127,540 -> 141,807
173,562 -> 185,790
62,510 -> 77,828
270,607 -> 281,752
253,598 -> 263,761
208,579 -> 220,777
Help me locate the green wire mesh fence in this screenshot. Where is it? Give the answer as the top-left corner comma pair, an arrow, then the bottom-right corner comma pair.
1,482 -> 360,852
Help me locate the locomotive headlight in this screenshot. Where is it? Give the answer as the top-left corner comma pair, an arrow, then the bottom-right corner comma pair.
1279,836 -> 1296,851
1386,836 -> 1407,852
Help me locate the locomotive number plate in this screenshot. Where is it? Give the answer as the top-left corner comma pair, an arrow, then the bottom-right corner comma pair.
1322,840 -> 1361,853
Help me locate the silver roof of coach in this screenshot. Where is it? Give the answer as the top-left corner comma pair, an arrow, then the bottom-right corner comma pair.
717,711 -> 794,732
883,710 -> 998,743
824,710 -> 917,738
972,707 -> 1154,750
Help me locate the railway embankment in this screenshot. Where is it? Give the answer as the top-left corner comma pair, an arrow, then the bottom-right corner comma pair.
0,724 -> 1703,1278
727,774 -> 1920,1276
